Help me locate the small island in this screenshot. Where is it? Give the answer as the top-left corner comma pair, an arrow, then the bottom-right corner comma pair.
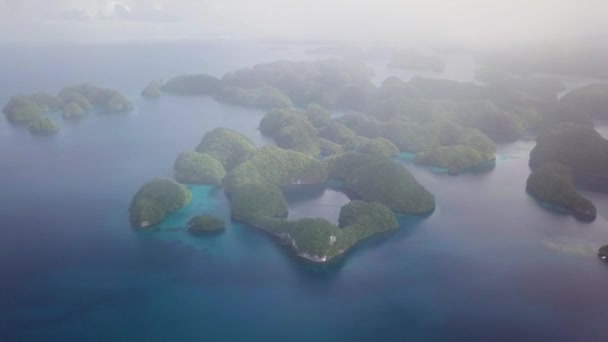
141,81 -> 161,98
3,92 -> 61,124
526,162 -> 596,221
188,215 -> 225,234
129,178 -> 192,228
3,84 -> 133,127
28,117 -> 60,135
599,245 -> 608,262
529,123 -> 608,190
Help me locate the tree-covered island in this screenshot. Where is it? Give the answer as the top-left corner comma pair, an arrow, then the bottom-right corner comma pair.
188,215 -> 225,234
129,178 -> 192,228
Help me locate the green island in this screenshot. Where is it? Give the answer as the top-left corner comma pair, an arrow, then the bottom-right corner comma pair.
527,122 -> 608,221
173,152 -> 226,185
141,81 -> 161,98
188,215 -> 225,234
526,162 -> 596,221
129,178 -> 192,228
529,122 -> 608,190
388,49 -> 445,72
3,84 -> 132,126
28,117 -> 60,135
59,84 -> 133,114
599,245 -> 608,262
560,83 -> 608,120
130,125 -> 435,263
195,128 -> 257,171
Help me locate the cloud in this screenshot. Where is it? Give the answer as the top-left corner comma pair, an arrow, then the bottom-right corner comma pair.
0,0 -> 606,44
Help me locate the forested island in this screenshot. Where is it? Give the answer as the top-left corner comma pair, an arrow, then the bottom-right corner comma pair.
130,122 -> 434,262
3,84 -> 133,130
188,215 -> 225,234
527,122 -> 608,221
28,117 -> 60,135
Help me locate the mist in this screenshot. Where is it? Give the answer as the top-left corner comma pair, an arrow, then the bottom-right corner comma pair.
1,0 -> 606,47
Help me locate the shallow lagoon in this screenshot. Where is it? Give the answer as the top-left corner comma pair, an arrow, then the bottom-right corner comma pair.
1,41 -> 608,340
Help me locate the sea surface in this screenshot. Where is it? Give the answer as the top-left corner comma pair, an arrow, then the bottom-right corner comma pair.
0,40 -> 607,341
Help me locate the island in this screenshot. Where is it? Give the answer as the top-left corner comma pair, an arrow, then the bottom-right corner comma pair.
529,123 -> 608,190
129,178 -> 192,228
3,84 -> 133,127
161,74 -> 221,95
62,102 -> 86,121
599,245 -> 608,262
59,84 -> 133,114
526,162 -> 597,221
344,160 -> 435,215
173,152 -> 226,185
259,109 -> 321,156
195,128 -> 257,171
141,81 -> 161,98
28,117 -> 60,135
560,83 -> 608,120
223,145 -> 328,194
188,215 -> 225,234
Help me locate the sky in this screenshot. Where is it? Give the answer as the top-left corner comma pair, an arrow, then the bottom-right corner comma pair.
0,0 -> 606,45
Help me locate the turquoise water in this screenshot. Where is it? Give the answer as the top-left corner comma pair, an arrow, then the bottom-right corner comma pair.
1,41 -> 608,340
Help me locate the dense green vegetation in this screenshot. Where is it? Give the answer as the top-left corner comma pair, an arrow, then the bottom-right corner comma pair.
560,83 -> 608,120
173,152 -> 226,185
28,117 -> 60,135
319,138 -> 344,156
415,145 -> 484,169
141,81 -> 161,98
161,74 -> 221,95
129,178 -> 192,228
230,183 -> 288,221
223,146 -> 327,193
304,104 -> 331,127
354,137 -> 400,158
259,109 -> 320,156
318,122 -> 355,144
59,84 -> 133,114
345,160 -> 435,214
62,102 -> 86,121
195,128 -> 256,171
526,162 -> 596,221
325,152 -> 383,181
3,93 -> 59,124
188,215 -> 225,233
529,123 -> 608,179
338,200 -> 398,230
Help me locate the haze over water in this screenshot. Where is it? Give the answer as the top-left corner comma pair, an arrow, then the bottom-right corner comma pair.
0,40 -> 607,340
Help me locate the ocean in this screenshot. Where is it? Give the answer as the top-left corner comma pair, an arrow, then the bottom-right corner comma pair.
0,40 -> 607,341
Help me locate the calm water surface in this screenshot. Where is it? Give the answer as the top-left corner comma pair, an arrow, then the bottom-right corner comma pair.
0,41 -> 607,341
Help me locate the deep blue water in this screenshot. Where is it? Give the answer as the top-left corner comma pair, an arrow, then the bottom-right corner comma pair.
1,40 -> 608,341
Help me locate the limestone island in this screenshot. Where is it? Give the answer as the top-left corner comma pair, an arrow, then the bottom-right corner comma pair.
599,245 -> 608,262
129,178 -> 192,228
527,122 -> 608,221
131,125 -> 435,263
173,151 -> 226,185
3,84 -> 133,126
28,117 -> 60,136
526,162 -> 596,221
530,122 -> 608,191
188,215 -> 225,234
141,81 -> 161,98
